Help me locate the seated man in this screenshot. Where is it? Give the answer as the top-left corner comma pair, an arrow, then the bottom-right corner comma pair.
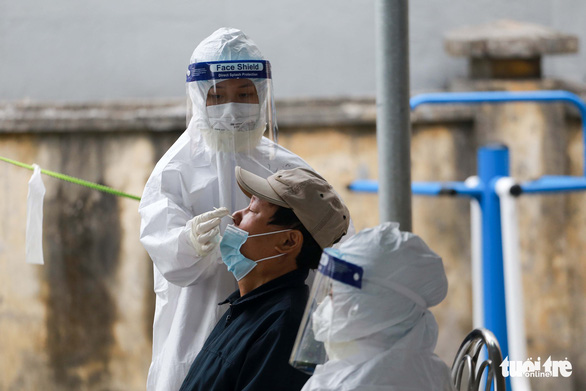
291,222 -> 455,391
179,166 -> 350,391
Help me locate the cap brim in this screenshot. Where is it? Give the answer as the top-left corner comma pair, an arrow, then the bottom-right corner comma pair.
235,166 -> 290,208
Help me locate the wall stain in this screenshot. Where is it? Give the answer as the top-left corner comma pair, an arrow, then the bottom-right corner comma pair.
42,136 -> 121,389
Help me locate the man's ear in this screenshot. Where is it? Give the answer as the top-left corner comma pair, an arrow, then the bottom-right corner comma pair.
275,230 -> 303,254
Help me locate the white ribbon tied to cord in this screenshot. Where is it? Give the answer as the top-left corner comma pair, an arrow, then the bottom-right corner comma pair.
26,164 -> 46,265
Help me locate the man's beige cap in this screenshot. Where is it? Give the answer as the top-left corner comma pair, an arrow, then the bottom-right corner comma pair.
235,166 -> 350,249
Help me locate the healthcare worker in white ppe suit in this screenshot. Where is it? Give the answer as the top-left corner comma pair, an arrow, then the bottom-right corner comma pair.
290,222 -> 455,391
138,28 -> 313,391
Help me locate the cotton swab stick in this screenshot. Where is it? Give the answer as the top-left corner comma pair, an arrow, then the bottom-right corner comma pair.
214,207 -> 235,220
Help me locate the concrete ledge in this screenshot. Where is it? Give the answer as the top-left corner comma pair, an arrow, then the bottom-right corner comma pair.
276,97 -> 376,128
0,96 -> 474,133
2,88 -> 586,133
0,99 -> 186,133
445,19 -> 579,58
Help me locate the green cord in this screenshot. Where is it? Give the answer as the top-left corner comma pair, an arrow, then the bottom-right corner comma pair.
0,156 -> 141,201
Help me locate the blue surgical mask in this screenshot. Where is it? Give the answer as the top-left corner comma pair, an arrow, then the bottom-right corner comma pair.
220,225 -> 292,281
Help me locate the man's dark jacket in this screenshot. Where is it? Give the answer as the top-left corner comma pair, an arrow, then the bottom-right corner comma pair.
179,268 -> 311,391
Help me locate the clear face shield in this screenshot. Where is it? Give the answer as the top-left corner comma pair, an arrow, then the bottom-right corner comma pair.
289,249 -> 364,374
185,60 -> 278,152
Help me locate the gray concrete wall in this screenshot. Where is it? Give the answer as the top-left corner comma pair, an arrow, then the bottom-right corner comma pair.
2,0 -> 586,101
1,87 -> 585,389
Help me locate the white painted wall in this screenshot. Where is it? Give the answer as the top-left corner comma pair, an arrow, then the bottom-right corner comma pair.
1,0 -> 585,102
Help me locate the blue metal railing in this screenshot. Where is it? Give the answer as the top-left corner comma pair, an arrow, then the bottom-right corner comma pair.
350,90 -> 586,195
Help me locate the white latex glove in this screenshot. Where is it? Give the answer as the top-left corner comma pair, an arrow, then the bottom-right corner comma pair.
188,207 -> 230,256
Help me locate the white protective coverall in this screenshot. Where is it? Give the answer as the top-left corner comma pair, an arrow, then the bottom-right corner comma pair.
301,222 -> 455,391
139,28 -> 311,391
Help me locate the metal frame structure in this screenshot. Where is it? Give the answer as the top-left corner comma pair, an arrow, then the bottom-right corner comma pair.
451,328 -> 506,391
349,90 -> 586,391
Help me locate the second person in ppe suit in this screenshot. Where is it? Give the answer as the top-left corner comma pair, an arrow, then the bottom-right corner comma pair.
290,222 -> 455,391
138,27 -> 313,391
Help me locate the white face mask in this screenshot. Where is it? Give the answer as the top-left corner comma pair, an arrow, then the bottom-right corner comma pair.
312,297 -> 361,360
206,102 -> 260,132
312,291 -> 361,343
323,340 -> 360,361
312,297 -> 334,342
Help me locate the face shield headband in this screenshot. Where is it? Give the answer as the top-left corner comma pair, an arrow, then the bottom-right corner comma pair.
316,249 -> 364,288
186,60 -> 272,82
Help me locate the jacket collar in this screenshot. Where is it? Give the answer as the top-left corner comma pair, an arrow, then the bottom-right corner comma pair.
219,268 -> 309,307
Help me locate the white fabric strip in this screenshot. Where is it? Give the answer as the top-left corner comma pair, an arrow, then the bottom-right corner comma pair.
26,164 -> 46,265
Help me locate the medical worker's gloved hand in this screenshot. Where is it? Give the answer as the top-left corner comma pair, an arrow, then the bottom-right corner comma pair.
188,207 -> 230,256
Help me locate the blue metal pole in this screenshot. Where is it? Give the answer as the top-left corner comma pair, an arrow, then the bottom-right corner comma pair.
478,145 -> 511,390
520,175 -> 586,194
348,180 -> 483,198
